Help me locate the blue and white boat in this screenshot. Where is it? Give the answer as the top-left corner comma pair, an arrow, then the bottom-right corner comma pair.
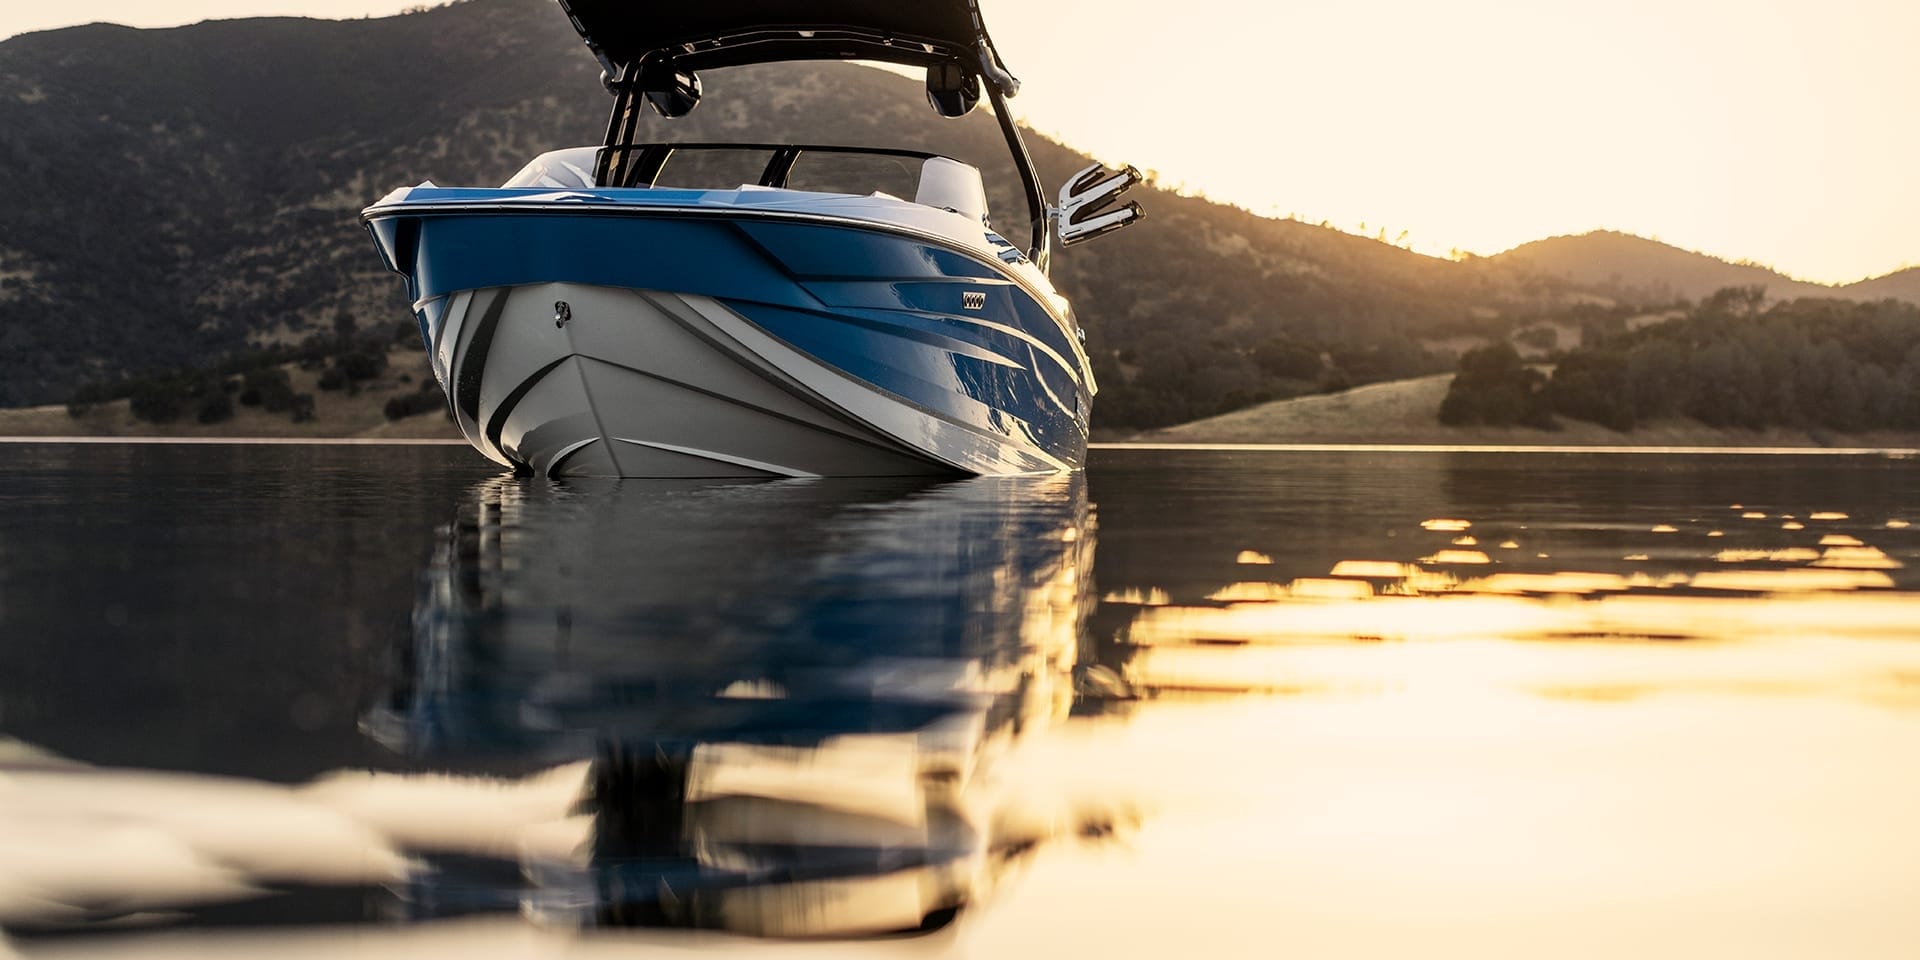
364,0 -> 1142,478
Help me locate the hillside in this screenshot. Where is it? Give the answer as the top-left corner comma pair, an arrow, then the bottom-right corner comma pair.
0,0 -> 607,407
1490,231 -> 1911,305
3,0 -> 1916,434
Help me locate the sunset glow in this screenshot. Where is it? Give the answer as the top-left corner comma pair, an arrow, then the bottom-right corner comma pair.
5,0 -> 1916,283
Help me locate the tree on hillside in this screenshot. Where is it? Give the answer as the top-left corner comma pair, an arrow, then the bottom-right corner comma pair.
1438,343 -> 1555,429
1531,291 -> 1920,434
1547,348 -> 1633,430
1700,285 -> 1767,319
1251,337 -> 1323,380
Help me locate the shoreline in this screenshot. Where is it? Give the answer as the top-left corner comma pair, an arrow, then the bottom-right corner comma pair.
1093,441 -> 1919,456
0,435 -> 469,445
3,437 -> 1910,459
8,371 -> 1919,454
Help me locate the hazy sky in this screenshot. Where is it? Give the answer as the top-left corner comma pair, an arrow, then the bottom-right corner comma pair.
5,0 -> 1916,284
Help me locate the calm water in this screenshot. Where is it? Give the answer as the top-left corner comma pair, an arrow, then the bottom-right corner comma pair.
2,443 -> 1919,957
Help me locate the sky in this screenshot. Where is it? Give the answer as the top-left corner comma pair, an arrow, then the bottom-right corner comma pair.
4,0 -> 1917,285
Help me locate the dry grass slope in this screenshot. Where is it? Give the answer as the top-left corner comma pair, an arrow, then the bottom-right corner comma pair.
1132,374 -> 1920,448
0,345 -> 461,439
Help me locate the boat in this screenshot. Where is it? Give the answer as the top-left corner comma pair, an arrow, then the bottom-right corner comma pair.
363,0 -> 1143,479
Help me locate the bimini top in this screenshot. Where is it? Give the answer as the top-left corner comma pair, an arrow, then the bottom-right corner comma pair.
555,0 -> 1019,97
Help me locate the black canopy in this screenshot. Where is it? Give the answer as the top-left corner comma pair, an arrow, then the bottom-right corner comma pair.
556,0 -> 1019,96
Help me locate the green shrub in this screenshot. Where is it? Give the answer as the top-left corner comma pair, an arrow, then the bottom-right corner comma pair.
337,349 -> 386,381
1438,343 -> 1555,429
383,382 -> 446,420
196,392 -> 234,424
128,380 -> 185,423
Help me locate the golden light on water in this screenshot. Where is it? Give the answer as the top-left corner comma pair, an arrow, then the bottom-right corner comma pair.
1052,504 -> 1920,954
1329,561 -> 1420,579
2,454 -> 1917,957
1715,547 -> 1821,562
1106,503 -> 1920,708
1813,546 -> 1902,570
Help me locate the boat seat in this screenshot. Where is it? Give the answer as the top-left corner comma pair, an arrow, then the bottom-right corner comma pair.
914,157 -> 989,224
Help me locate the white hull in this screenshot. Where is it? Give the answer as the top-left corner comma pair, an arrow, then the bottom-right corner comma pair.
434,282 -> 1066,478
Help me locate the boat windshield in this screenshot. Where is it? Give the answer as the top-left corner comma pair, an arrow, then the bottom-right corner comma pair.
504,143 -> 996,228
599,143 -> 992,226
600,143 -> 935,192
588,57 -> 1047,265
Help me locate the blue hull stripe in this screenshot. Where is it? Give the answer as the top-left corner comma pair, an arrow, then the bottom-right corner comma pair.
797,279 -> 1079,369
722,300 -> 1082,460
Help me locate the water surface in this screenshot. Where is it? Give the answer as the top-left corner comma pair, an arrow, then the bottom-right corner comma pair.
2,443 -> 1918,956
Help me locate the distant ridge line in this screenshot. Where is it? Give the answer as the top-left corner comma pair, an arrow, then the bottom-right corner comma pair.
1488,230 -> 1919,302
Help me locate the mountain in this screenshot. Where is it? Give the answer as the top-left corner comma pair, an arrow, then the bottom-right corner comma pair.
0,0 -> 606,407
1845,268 -> 1920,304
0,0 -> 1912,430
1489,231 -> 1910,305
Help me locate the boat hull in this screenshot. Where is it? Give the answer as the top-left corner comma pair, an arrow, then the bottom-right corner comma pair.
436,282 -> 1078,477
371,202 -> 1093,478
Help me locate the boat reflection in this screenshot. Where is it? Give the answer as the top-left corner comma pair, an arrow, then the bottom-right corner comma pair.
367,473 -> 1113,936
